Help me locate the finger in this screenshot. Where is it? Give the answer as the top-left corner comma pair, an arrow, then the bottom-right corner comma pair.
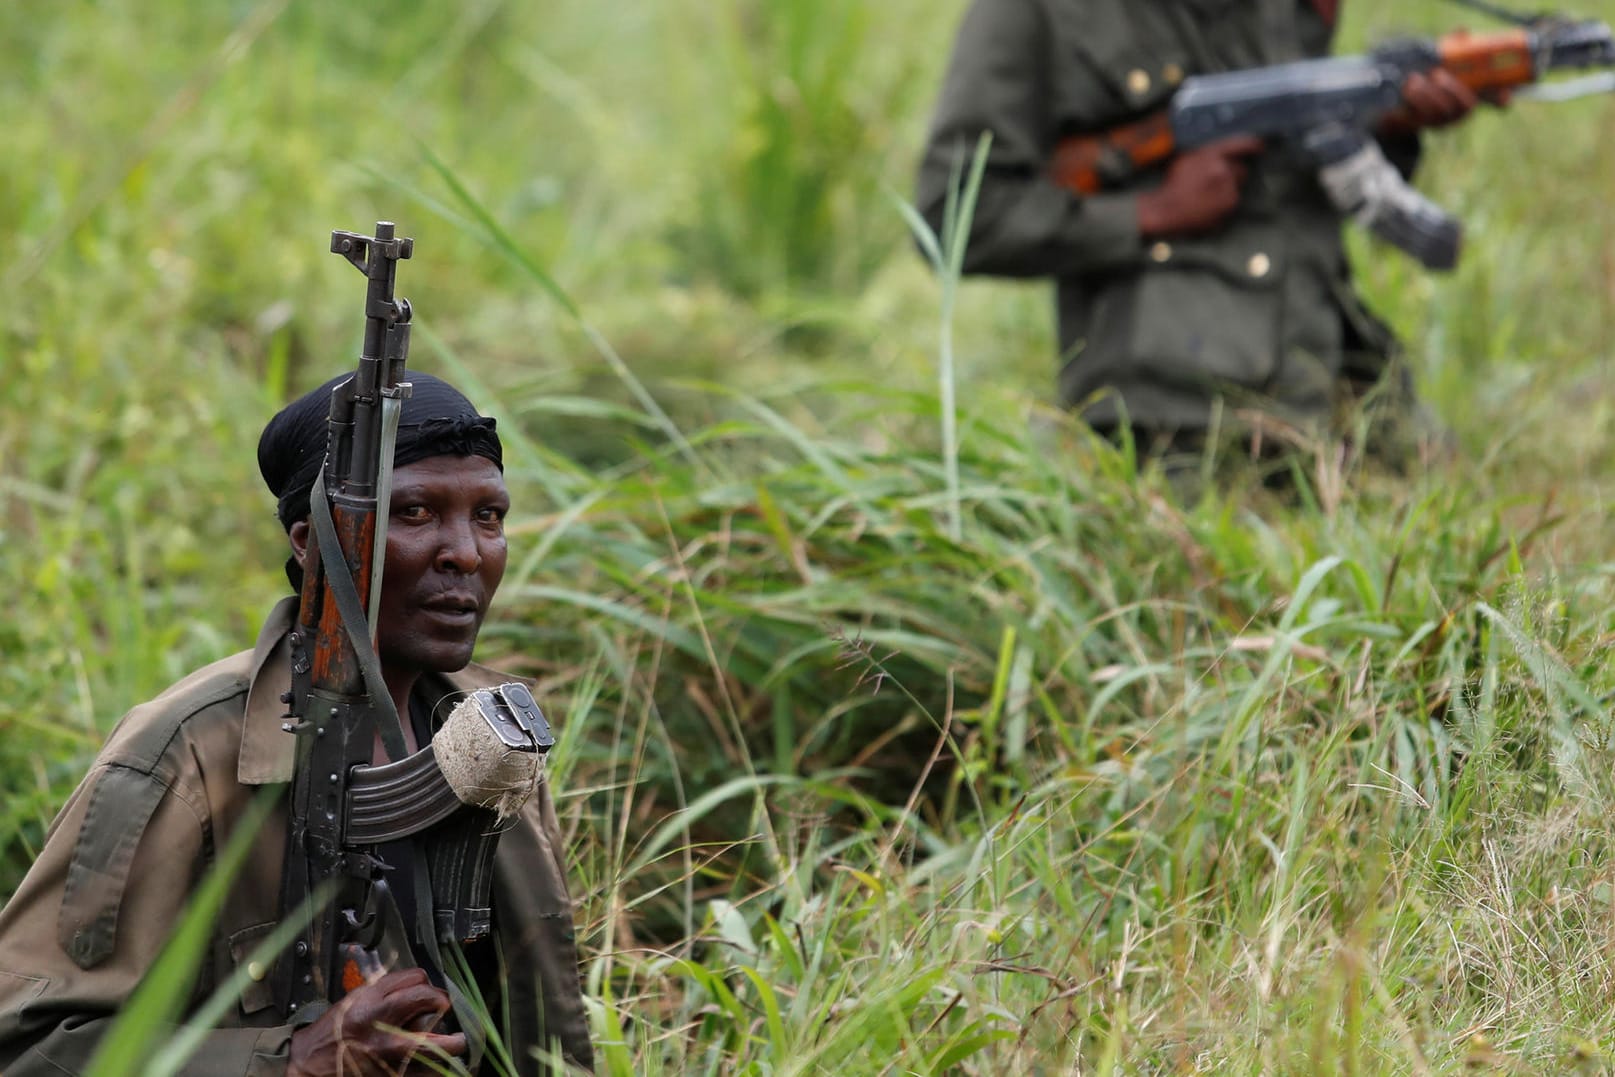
1209,135 -> 1265,159
1429,68 -> 1475,101
1400,71 -> 1432,101
377,1031 -> 470,1070
1426,67 -> 1456,90
1421,95 -> 1464,124
360,968 -> 444,1013
1400,77 -> 1440,118
1408,70 -> 1476,124
1401,72 -> 1455,118
341,985 -> 453,1042
360,968 -> 432,997
367,984 -> 455,1028
374,1027 -> 468,1053
415,1032 -> 467,1055
404,1007 -> 446,1034
399,1037 -> 471,1075
365,1028 -> 470,1066
374,999 -> 450,1035
1429,74 -> 1476,118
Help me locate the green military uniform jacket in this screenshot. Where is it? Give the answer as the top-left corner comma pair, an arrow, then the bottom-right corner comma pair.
917,0 -> 1413,433
0,598 -> 594,1074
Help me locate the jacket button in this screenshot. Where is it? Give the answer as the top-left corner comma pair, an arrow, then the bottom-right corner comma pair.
1247,252 -> 1272,278
1163,63 -> 1185,86
1149,241 -> 1173,263
247,960 -> 268,982
1127,69 -> 1152,97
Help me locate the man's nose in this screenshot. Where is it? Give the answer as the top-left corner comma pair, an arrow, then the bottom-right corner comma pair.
436,518 -> 483,574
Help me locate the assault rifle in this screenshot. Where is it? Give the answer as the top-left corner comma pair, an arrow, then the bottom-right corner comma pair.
275,222 -> 554,1028
1050,10 -> 1615,269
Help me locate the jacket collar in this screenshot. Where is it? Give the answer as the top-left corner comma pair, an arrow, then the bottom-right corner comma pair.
238,596 -> 524,785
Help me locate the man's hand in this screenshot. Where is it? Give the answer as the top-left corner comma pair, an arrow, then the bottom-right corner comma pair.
1136,136 -> 1265,239
1400,68 -> 1479,128
1383,67 -> 1509,135
288,968 -> 467,1077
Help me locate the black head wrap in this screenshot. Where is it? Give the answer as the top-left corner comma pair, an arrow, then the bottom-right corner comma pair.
258,371 -> 503,588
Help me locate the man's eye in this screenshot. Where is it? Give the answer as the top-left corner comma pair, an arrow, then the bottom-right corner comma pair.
476,506 -> 507,524
396,505 -> 430,521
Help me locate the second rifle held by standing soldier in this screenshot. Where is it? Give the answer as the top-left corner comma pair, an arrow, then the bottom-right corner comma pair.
1051,6 -> 1615,268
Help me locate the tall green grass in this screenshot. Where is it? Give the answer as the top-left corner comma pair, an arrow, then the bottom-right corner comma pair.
667,0 -> 925,309
5,0 -> 1615,1071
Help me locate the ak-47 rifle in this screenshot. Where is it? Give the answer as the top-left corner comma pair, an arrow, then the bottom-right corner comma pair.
1050,6 -> 1615,269
275,222 -> 554,1025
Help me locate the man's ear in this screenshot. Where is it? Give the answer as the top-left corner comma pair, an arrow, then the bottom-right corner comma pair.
288,520 -> 311,571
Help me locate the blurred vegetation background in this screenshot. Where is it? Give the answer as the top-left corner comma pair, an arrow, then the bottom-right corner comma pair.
4,0 -> 1615,1071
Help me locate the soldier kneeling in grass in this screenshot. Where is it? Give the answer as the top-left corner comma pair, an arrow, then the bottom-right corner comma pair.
0,372 -> 593,1075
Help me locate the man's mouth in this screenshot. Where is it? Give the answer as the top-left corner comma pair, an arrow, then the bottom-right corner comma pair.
419,593 -> 480,625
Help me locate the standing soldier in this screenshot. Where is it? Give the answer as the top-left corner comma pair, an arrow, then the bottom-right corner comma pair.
916,0 -> 1492,474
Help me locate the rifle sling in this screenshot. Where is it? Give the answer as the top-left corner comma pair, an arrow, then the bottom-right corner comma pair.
309,471 -> 409,764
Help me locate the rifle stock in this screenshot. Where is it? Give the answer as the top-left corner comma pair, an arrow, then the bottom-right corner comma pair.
1050,111 -> 1174,196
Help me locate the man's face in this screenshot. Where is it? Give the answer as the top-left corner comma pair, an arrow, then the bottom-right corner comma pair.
375,455 -> 510,675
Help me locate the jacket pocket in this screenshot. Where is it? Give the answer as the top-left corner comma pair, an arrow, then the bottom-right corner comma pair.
0,968 -> 47,1016
1087,230 -> 1287,392
1052,0 -> 1191,127
227,921 -> 280,1016
1137,252 -> 1283,388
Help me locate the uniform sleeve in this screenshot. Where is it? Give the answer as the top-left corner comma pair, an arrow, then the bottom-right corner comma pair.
0,765 -> 296,1076
914,0 -> 1143,278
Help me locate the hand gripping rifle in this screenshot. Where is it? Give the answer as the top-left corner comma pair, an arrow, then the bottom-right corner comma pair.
275,222 -> 554,1027
1050,7 -> 1615,269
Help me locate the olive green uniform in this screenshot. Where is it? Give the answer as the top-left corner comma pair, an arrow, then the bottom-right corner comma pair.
917,0 -> 1416,436
0,598 -> 593,1074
